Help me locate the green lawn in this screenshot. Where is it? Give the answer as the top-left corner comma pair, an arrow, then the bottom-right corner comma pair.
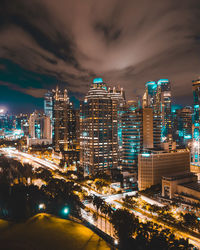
0,214 -> 110,250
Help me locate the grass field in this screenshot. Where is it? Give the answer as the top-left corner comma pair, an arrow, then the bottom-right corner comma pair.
0,214 -> 110,250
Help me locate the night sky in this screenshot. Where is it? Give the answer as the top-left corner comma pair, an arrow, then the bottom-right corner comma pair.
0,0 -> 200,113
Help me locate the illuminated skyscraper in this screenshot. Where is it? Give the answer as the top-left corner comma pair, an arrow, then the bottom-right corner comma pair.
44,91 -> 53,120
157,79 -> 172,140
80,78 -> 123,175
173,106 -> 192,145
52,87 -> 79,168
108,87 -> 126,163
142,81 -> 162,148
192,78 -> 200,162
121,102 -> 143,171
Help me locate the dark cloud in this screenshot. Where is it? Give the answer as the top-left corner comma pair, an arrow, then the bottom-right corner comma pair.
0,0 -> 200,112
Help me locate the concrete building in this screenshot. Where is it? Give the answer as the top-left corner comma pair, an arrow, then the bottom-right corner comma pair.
162,172 -> 200,204
138,148 -> 190,190
142,108 -> 153,148
28,111 -> 52,145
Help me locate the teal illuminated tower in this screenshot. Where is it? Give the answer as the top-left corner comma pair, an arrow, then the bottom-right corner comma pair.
192,78 -> 200,162
121,102 -> 143,171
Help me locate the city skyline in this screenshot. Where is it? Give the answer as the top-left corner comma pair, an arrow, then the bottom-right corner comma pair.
1,0 -> 200,113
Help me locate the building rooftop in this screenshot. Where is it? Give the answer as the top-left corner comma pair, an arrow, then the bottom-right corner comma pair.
179,182 -> 200,193
162,172 -> 195,181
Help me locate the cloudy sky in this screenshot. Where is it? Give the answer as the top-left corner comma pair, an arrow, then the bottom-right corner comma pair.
0,0 -> 200,113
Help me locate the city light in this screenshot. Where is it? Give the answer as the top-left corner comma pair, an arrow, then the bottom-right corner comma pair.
114,239 -> 118,245
38,203 -> 45,210
63,207 -> 69,215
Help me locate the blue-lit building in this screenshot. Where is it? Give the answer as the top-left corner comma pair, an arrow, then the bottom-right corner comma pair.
44,91 -> 53,120
192,79 -> 200,162
172,106 -> 192,146
121,102 -> 143,171
142,79 -> 172,147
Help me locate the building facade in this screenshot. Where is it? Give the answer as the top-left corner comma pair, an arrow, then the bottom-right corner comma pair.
138,148 -> 190,190
121,103 -> 143,171
52,87 -> 79,168
80,78 -> 124,175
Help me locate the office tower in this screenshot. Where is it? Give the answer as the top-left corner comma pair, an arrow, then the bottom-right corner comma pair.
108,87 -> 126,164
28,111 -> 52,145
142,108 -> 153,148
142,81 -> 162,148
80,78 -> 123,175
44,91 -> 53,120
157,79 -> 172,139
192,78 -> 200,162
138,148 -> 190,190
121,102 -> 143,171
173,106 -> 192,145
52,87 -> 79,167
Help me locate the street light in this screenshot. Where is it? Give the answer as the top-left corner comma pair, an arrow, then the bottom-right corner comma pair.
114,239 -> 118,245
38,203 -> 45,210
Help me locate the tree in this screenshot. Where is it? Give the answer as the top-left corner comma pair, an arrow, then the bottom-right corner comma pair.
110,208 -> 139,248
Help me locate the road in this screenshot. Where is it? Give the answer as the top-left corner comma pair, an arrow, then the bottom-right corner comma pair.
1,147 -> 200,248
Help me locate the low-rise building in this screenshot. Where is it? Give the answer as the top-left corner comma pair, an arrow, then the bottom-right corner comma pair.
162,172 -> 200,204
138,148 -> 190,190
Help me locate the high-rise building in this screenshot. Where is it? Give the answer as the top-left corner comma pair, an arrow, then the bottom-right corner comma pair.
52,87 -> 79,168
142,108 -> 154,148
121,103 -> 143,171
138,148 -> 190,190
80,78 -> 124,175
142,79 -> 172,147
108,86 -> 126,164
173,106 -> 192,146
142,81 -> 162,148
192,78 -> 200,162
157,79 -> 172,140
44,91 -> 53,120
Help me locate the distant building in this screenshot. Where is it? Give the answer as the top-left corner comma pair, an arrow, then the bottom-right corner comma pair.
28,111 -> 52,146
142,81 -> 162,148
158,79 -> 172,139
52,87 -> 79,168
138,148 -> 190,190
192,78 -> 200,162
44,91 -> 53,120
172,106 -> 192,146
